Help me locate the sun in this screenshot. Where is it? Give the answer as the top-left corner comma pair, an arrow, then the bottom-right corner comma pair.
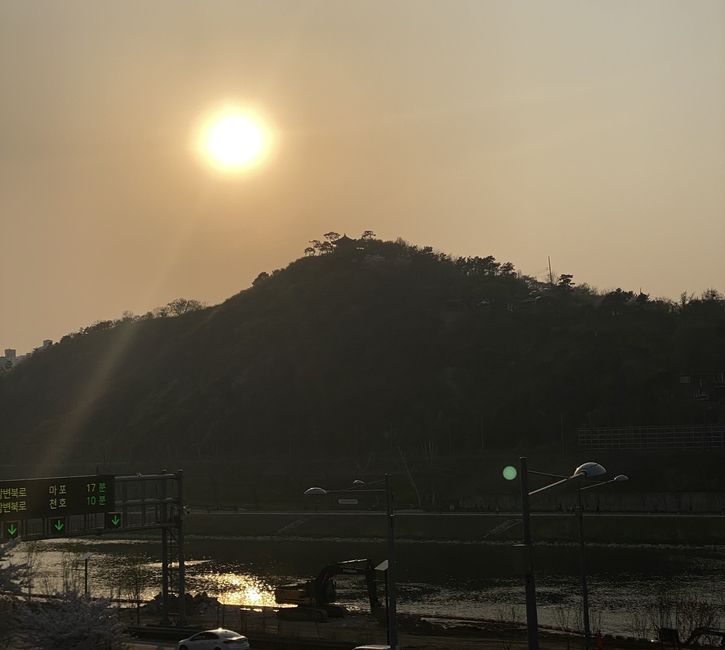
198,107 -> 272,173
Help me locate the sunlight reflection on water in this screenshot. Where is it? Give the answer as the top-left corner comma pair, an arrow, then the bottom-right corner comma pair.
192,571 -> 277,607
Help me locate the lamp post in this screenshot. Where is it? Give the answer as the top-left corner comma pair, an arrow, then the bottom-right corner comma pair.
81,552 -> 92,597
520,457 -> 539,650
577,474 -> 629,650
304,474 -> 398,650
518,458 -> 607,650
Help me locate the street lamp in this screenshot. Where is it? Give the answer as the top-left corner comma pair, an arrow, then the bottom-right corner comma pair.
80,552 -> 92,597
577,474 -> 629,650
304,474 -> 398,650
518,458 -> 607,650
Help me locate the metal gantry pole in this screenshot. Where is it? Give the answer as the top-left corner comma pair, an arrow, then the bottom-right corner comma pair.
385,473 -> 399,650
520,457 -> 540,650
177,470 -> 186,626
161,531 -> 170,624
160,476 -> 170,625
577,482 -> 592,650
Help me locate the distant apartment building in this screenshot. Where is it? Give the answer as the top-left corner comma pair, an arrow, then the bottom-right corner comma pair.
1,349 -> 17,370
1,340 -> 53,369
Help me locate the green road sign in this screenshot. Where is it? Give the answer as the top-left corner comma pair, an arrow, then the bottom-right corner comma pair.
105,512 -> 122,529
5,521 -> 19,539
50,517 -> 65,535
0,474 -> 115,521
503,465 -> 518,481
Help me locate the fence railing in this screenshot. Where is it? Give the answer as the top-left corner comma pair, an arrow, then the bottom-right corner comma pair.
578,425 -> 725,450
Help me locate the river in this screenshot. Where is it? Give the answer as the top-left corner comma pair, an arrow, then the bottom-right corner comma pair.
7,535 -> 725,637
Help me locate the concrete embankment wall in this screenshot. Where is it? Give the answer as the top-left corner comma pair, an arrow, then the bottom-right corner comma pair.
185,511 -> 725,545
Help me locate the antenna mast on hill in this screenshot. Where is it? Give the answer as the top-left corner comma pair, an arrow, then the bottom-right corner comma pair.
547,257 -> 554,285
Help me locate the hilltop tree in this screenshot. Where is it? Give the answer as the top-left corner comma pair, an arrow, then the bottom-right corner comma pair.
455,255 -> 500,277
702,288 -> 723,302
601,288 -> 635,315
154,298 -> 205,317
306,231 -> 344,255
557,273 -> 574,290
252,272 -> 270,287
166,298 -> 205,316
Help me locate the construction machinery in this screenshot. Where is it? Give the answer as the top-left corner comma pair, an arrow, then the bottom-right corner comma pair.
274,558 -> 386,623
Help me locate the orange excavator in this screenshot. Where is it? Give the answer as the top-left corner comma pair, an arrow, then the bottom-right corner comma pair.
274,558 -> 387,623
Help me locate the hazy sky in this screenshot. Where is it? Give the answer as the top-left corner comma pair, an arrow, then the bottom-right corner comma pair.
2,0 -> 724,353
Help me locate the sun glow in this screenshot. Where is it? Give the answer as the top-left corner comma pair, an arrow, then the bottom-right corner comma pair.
197,107 -> 273,173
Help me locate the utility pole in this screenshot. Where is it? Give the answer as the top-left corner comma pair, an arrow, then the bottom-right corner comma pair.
177,469 -> 186,626
520,457 -> 539,650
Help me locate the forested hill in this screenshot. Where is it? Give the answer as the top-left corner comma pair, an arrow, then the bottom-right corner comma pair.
2,235 -> 724,468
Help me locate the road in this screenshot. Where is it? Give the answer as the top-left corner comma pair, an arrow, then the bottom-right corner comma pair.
191,508 -> 725,518
125,632 -> 648,650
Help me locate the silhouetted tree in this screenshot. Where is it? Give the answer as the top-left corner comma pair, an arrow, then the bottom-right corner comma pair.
166,298 -> 204,316
307,233 -> 344,255
307,238 -> 334,255
557,274 -> 574,290
702,288 -> 723,302
252,272 -> 270,287
455,255 -> 500,277
601,288 -> 635,315
679,291 -> 695,308
635,291 -> 650,305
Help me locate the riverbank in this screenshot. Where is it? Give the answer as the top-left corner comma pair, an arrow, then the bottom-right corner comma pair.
185,510 -> 725,546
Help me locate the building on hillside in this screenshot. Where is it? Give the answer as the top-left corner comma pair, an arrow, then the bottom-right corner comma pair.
577,424 -> 725,450
678,370 -> 725,402
333,234 -> 357,251
1,339 -> 53,369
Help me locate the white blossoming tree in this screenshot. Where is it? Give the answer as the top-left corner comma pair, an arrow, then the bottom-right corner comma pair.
14,590 -> 126,650
0,540 -> 28,648
5,547 -> 127,650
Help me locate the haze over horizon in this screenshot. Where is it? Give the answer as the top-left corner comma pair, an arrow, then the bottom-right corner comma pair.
2,0 -> 724,354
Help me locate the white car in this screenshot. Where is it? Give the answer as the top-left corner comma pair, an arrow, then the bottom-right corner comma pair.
177,628 -> 250,650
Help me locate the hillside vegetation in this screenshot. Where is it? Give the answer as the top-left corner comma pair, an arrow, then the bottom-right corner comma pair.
1,235 -> 724,475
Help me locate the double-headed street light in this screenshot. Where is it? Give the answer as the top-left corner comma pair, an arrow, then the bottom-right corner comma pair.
577,473 -> 628,649
517,457 -> 607,650
304,474 -> 398,650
